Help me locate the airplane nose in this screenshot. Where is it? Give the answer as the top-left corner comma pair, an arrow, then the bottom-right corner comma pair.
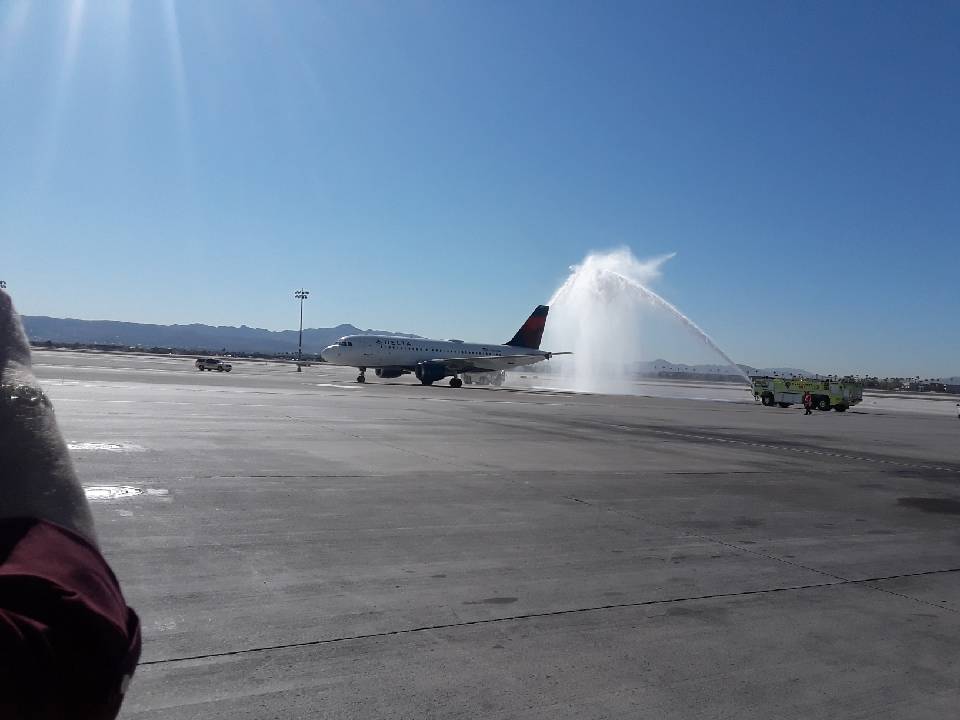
320,345 -> 336,363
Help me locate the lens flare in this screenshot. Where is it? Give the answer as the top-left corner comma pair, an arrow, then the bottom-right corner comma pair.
162,0 -> 190,139
34,0 -> 86,186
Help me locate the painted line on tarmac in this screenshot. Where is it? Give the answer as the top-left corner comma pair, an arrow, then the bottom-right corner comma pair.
57,399 -> 268,408
596,422 -> 960,474
67,442 -> 146,452
84,486 -> 169,501
35,364 -> 168,373
139,565 -> 960,667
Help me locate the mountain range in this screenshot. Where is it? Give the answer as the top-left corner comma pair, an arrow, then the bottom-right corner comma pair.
636,360 -> 817,378
18,316 -> 818,374
22,316 -> 418,355
22,316 -> 956,380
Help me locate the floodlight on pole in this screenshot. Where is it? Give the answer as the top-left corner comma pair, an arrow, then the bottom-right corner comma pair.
295,289 -> 310,367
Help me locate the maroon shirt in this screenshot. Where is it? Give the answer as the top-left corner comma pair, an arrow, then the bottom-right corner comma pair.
0,518 -> 140,719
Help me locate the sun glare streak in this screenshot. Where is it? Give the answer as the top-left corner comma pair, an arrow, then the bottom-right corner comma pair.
100,0 -> 133,154
162,0 -> 193,172
114,0 -> 132,70
63,0 -> 85,71
117,0 -> 132,25
0,0 -> 32,77
34,0 -> 86,187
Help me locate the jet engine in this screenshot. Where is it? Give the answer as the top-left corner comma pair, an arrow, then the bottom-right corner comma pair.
375,367 -> 404,379
415,361 -> 448,385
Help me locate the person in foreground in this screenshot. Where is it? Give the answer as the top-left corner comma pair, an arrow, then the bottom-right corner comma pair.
0,289 -> 140,719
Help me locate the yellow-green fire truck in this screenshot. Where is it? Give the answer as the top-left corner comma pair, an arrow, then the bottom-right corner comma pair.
751,376 -> 863,412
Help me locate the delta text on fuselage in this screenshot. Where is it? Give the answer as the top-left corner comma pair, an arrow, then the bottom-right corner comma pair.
319,305 -> 568,388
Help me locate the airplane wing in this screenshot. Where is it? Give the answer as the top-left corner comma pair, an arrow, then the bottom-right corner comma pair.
433,352 -> 571,374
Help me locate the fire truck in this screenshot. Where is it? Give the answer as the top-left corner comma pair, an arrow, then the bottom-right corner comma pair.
751,376 -> 863,412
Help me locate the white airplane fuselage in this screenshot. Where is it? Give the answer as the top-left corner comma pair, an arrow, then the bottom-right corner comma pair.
319,305 -> 562,386
320,335 -> 548,369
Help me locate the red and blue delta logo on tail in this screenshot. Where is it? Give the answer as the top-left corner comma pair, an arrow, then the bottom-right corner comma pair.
506,305 -> 549,350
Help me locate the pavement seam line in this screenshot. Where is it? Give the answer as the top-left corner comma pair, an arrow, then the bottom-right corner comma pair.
591,496 -> 854,580
562,493 -> 854,584
139,567 -> 960,667
563,495 -> 960,615
594,422 -> 960,474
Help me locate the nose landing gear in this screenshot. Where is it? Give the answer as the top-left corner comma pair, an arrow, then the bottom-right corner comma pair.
449,377 -> 463,388
357,368 -> 366,384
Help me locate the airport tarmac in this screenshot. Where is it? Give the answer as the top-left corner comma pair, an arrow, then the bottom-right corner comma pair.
32,351 -> 960,719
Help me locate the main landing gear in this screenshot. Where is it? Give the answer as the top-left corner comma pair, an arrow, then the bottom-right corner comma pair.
449,377 -> 463,388
357,368 -> 366,384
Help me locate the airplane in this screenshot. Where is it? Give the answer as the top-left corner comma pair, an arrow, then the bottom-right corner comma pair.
319,305 -> 569,387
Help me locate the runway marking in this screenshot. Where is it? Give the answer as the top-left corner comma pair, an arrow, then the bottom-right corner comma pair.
684,397 -> 743,403
176,474 -> 383,480
315,383 -> 361,389
138,565 -> 960,667
595,423 -> 960,474
67,442 -> 146,452
394,395 -> 567,408
209,403 -> 268,407
84,486 -> 168,501
86,399 -> 135,404
56,399 -> 268,408
85,486 -> 143,500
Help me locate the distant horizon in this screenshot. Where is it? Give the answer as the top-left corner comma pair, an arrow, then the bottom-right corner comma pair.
19,311 -> 957,380
3,2 -> 957,377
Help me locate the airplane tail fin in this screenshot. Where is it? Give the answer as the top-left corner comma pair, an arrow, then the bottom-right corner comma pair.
506,305 -> 549,349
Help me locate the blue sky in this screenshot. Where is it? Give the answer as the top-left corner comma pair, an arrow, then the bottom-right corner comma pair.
1,0 -> 957,376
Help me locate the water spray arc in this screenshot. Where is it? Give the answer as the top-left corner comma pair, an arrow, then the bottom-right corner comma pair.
544,249 -> 750,393
580,268 -> 750,384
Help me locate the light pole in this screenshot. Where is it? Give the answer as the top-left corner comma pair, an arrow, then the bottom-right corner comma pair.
295,289 -> 309,370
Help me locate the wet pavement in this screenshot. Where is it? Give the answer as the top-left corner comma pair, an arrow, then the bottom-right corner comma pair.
33,351 -> 960,719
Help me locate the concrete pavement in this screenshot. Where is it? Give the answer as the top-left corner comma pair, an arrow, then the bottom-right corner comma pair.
32,351 -> 960,719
